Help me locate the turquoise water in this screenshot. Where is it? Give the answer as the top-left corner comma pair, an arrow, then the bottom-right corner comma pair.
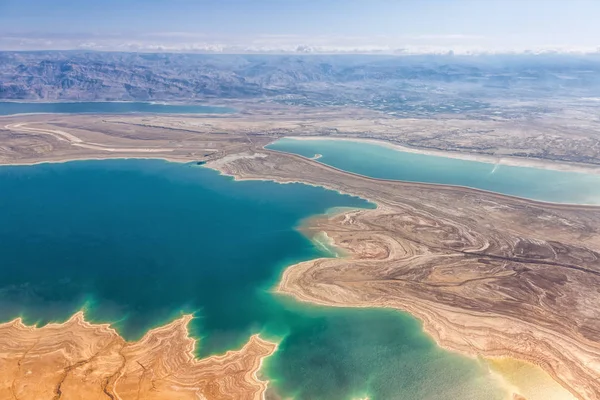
0,101 -> 234,115
0,159 -> 508,399
267,138 -> 600,205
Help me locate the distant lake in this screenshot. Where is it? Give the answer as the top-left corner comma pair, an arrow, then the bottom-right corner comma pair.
267,137 -> 600,205
0,101 -> 235,116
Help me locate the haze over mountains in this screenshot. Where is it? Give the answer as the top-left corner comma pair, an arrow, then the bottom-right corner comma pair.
2,52 -> 600,115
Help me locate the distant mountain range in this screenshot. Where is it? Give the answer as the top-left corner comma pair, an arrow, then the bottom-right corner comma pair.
2,51 -> 600,113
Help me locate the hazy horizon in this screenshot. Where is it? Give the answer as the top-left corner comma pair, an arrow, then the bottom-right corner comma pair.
1,0 -> 599,55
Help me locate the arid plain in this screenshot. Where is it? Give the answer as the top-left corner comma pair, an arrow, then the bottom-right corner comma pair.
1,107 -> 600,400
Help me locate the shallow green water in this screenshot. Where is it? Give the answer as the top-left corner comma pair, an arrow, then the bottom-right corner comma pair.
0,159 -> 508,399
0,101 -> 234,115
267,138 -> 600,205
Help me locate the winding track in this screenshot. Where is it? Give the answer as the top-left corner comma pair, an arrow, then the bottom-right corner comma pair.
4,122 -> 175,153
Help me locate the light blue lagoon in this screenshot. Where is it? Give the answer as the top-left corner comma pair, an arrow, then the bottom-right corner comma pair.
0,101 -> 234,115
267,137 -> 600,205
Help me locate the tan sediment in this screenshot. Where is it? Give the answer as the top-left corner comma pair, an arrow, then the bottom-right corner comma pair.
0,312 -> 276,400
4,110 -> 600,174
486,358 -> 576,400
2,113 -> 600,398
0,115 -> 274,167
207,150 -> 600,400
5,122 -> 177,153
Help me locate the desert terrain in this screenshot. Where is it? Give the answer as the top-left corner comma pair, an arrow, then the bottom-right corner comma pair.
0,108 -> 599,399
1,104 -> 600,169
0,313 -> 275,400
209,149 -> 600,400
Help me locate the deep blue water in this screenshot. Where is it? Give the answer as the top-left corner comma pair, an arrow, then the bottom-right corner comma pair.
267,138 -> 600,205
0,159 -> 508,399
0,101 -> 234,115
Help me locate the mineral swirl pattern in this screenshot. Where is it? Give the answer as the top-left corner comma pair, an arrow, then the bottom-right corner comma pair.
0,313 -> 275,400
210,150 -> 600,400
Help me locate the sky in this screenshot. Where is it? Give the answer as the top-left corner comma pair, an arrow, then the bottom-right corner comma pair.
1,0 -> 599,54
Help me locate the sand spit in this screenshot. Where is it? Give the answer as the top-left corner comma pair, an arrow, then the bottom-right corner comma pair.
208,150 -> 600,400
5,122 -> 177,153
0,312 -> 276,400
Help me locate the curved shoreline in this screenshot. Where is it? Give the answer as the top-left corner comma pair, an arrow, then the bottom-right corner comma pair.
259,147 -> 600,210
280,135 -> 600,175
4,149 -> 600,211
1,152 -> 599,398
0,101 -> 235,117
275,258 -> 579,400
5,118 -> 599,208
207,149 -> 600,400
0,311 -> 277,399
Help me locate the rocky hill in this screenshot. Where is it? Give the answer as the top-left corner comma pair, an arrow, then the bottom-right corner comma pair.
2,51 -> 600,116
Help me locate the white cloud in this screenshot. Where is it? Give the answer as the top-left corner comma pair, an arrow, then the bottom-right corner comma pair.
0,31 -> 599,55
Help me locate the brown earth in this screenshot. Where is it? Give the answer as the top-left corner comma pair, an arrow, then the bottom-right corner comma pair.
1,112 -> 600,399
208,150 -> 600,400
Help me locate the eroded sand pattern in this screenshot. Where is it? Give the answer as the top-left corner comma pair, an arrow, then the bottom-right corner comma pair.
0,312 -> 275,400
210,150 -> 600,400
1,111 -> 600,398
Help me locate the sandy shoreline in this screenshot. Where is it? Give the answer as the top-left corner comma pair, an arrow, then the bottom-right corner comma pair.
2,113 -> 598,398
209,149 -> 600,400
0,311 -> 277,399
5,149 -> 598,211
274,276 -> 576,400
283,135 -> 600,175
1,143 -> 598,398
0,154 -> 195,167
0,149 -> 596,399
258,149 -> 600,209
